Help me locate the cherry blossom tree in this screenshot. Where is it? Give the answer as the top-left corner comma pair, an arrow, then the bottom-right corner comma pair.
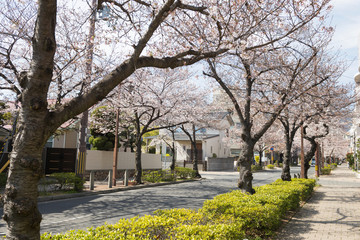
204,0 -> 333,193
322,124 -> 351,162
103,68 -> 206,183
279,78 -> 351,180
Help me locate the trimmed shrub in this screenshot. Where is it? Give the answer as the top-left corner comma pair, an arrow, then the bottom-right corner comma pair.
251,164 -> 263,172
175,167 -> 197,179
330,163 -> 337,169
142,170 -> 170,183
266,164 -> 275,169
142,168 -> 197,183
321,166 -> 331,175
49,172 -> 85,192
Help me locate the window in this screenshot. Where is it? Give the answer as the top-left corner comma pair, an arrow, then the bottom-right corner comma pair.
211,146 -> 213,153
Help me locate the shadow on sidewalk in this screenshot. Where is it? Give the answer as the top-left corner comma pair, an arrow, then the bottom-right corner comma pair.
274,191 -> 325,240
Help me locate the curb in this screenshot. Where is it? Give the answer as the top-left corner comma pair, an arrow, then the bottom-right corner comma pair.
38,179 -> 199,203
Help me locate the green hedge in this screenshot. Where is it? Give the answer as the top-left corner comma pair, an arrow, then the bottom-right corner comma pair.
42,178 -> 316,240
49,172 -> 85,192
321,166 -> 332,175
251,164 -> 263,172
142,168 -> 197,183
266,164 -> 275,169
175,167 -> 197,179
330,163 -> 337,169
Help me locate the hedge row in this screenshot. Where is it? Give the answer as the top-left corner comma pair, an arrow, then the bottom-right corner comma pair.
42,178 -> 316,240
142,167 -> 197,183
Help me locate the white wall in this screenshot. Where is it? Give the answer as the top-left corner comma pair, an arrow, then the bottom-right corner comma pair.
203,133 -> 229,159
86,150 -> 161,170
175,140 -> 192,161
203,136 -> 220,158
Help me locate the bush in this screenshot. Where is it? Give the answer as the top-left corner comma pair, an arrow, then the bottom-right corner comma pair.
142,168 -> 198,183
251,164 -> 263,172
42,178 -> 316,240
142,170 -> 176,183
49,172 -> 85,192
330,163 -> 337,169
175,167 -> 197,179
266,164 -> 275,169
321,166 -> 331,175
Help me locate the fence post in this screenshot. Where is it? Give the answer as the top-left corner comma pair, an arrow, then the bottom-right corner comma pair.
90,171 -> 94,190
124,169 -> 128,186
108,170 -> 112,188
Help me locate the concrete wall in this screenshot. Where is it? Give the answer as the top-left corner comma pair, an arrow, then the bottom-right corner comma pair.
65,130 -> 78,148
53,134 -> 65,148
206,157 -> 235,171
86,150 -> 161,170
53,130 -> 78,148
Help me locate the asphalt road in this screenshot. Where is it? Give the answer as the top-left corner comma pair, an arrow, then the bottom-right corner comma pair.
0,166 -> 314,235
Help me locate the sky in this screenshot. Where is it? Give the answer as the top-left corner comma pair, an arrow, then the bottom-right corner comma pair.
330,0 -> 360,85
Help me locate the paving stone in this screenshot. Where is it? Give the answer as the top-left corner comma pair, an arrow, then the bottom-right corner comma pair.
276,165 -> 360,240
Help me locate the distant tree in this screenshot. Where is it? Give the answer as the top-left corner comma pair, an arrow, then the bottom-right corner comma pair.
180,124 -> 203,178
89,105 -> 137,151
279,80 -> 351,180
98,69 -> 203,184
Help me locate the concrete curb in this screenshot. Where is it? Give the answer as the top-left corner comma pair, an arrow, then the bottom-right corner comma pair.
37,179 -> 199,203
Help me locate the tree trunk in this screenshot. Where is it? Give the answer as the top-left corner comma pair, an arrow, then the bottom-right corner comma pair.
170,130 -> 176,172
134,139 -> 142,184
191,125 -> 201,178
238,141 -> 255,194
303,138 -> 317,179
281,136 -> 292,181
3,112 -> 52,239
2,1 -> 57,238
258,149 -> 263,167
192,143 -> 201,178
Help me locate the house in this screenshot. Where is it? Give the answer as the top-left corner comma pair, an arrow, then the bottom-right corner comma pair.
146,111 -> 241,170
45,119 -> 88,149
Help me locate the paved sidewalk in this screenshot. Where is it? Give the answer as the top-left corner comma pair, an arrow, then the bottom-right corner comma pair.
276,165 -> 360,240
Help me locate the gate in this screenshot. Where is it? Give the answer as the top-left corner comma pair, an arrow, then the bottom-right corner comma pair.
45,148 -> 77,174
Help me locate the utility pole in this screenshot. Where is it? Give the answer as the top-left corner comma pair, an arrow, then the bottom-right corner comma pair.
112,108 -> 120,186
300,124 -> 305,178
76,0 -> 97,177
